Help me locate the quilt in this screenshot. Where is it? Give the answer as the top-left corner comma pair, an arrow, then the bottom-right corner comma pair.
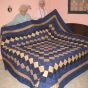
1,9 -> 88,88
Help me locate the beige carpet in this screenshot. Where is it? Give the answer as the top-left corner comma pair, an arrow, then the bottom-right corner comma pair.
0,60 -> 88,88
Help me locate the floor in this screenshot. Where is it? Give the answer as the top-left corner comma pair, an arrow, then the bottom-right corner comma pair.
0,60 -> 88,88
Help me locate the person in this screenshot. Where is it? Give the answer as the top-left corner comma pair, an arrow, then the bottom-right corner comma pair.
33,0 -> 48,20
2,4 -> 31,27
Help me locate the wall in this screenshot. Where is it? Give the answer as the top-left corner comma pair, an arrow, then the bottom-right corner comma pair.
1,0 -> 87,27
0,0 -> 51,28
0,0 -> 88,60
51,0 -> 88,26
0,0 -> 51,60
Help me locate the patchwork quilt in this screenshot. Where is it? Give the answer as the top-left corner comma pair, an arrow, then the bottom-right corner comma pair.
1,10 -> 88,88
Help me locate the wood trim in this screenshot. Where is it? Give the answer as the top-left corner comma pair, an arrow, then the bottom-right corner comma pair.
66,23 -> 88,37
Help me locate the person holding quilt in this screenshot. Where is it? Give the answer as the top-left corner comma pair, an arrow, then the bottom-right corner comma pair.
2,4 -> 31,27
33,0 -> 48,20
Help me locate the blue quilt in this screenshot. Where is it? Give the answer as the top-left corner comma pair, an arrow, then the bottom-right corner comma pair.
1,9 -> 88,88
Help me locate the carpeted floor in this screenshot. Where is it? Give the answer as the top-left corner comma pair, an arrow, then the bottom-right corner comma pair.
0,60 -> 88,88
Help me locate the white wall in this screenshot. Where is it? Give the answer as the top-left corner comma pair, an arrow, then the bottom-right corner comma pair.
51,0 -> 88,25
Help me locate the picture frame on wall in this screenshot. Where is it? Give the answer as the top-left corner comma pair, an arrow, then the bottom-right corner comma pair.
68,0 -> 88,14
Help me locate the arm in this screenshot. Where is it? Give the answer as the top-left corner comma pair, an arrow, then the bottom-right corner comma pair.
2,14 -> 18,27
32,9 -> 39,20
45,9 -> 48,16
26,13 -> 32,21
2,24 -> 7,27
6,16 -> 17,26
